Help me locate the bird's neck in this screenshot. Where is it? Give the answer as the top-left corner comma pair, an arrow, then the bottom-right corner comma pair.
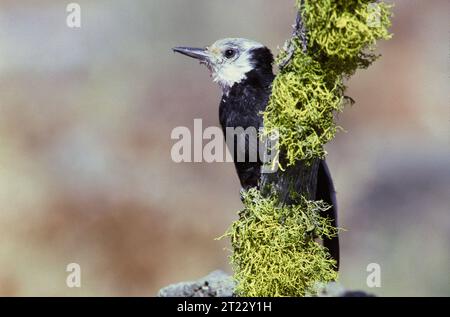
219,69 -> 275,130
223,68 -> 274,98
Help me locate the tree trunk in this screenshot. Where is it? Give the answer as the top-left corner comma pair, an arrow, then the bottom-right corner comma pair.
260,2 -> 317,205
261,159 -> 319,203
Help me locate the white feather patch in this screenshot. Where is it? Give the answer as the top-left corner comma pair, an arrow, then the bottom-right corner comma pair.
208,38 -> 264,94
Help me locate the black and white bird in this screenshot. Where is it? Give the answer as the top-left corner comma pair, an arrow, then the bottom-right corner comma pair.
173,38 -> 339,269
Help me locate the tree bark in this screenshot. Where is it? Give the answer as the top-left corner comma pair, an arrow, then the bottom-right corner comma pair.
278,0 -> 308,69
261,159 -> 319,203
261,1 -> 319,204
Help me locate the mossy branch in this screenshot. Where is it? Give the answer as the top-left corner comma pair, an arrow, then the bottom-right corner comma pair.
228,189 -> 338,297
264,0 -> 393,165
224,0 -> 393,297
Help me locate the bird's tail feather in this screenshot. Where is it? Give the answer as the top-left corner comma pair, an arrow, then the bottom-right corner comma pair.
317,160 -> 340,271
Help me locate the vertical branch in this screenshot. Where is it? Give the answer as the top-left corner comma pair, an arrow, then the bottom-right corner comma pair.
295,0 -> 308,53
231,0 -> 393,296
278,0 -> 307,69
261,1 -> 319,204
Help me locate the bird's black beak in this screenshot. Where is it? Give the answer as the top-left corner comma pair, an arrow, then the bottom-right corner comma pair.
173,47 -> 211,62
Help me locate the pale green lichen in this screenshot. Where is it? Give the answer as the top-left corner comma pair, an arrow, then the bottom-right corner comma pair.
264,0 -> 393,165
225,189 -> 338,297
304,0 -> 393,62
264,52 -> 345,163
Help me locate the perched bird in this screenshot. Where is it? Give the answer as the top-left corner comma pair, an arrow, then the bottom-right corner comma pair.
173,38 -> 339,269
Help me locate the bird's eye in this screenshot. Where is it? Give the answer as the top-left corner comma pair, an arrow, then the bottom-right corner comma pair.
224,49 -> 236,59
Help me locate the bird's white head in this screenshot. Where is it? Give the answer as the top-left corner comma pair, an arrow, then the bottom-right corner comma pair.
174,38 -> 273,94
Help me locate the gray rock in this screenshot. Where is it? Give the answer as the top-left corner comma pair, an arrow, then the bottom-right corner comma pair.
158,271 -> 375,297
158,270 -> 235,297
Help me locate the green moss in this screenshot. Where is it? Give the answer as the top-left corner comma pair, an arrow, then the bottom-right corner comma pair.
304,0 -> 393,62
264,51 -> 345,164
264,0 -> 393,166
224,189 -> 338,297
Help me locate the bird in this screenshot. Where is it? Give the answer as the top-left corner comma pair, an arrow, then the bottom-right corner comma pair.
173,38 -> 339,269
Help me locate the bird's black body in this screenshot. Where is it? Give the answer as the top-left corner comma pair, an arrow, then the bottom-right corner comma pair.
174,40 -> 340,269
219,47 -> 275,189
219,47 -> 340,269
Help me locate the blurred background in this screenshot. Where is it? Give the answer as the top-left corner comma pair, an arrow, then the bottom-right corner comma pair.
0,0 -> 448,296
